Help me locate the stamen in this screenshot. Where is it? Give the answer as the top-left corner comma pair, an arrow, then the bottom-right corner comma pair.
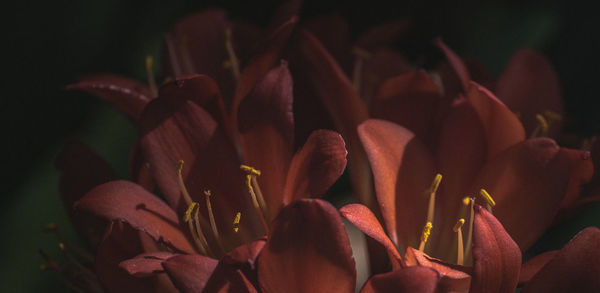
419,173 -> 442,252
543,110 -> 562,122
418,222 -> 433,251
530,114 -> 549,138
245,175 -> 270,234
240,165 -> 269,221
240,164 -> 262,176
233,212 -> 241,233
464,197 -> 475,260
42,223 -> 93,262
224,29 -> 240,81
145,55 -> 158,97
479,189 -> 496,212
205,190 -> 225,254
453,218 -> 465,265
183,202 -> 198,223
176,160 -> 194,206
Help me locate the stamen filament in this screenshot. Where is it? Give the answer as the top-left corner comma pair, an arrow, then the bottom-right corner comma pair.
224,29 -> 240,81
245,175 -> 270,234
205,190 -> 225,254
419,173 -> 442,252
453,219 -> 465,266
530,113 -> 549,138
145,55 -> 158,97
464,197 -> 475,261
192,204 -> 212,256
479,189 -> 496,212
176,160 -> 194,206
166,35 -> 183,78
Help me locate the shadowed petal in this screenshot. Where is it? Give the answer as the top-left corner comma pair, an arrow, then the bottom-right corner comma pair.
340,204 -> 402,268
360,48 -> 412,102
304,15 -> 353,73
360,266 -> 441,293
358,119 -> 435,251
518,250 -> 557,286
75,180 -> 195,253
162,254 -> 219,293
119,252 -> 178,277
258,199 -> 356,293
471,205 -> 521,293
472,138 -> 593,250
238,62 -> 294,215
404,247 -> 471,292
434,38 -> 470,93
522,227 -> 600,292
129,141 -> 154,191
356,20 -> 409,51
283,130 -> 347,205
66,74 -> 153,121
56,142 -> 117,249
496,49 -> 563,137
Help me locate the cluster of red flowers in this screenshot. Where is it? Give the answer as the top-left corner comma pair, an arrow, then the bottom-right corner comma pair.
51,3 -> 600,293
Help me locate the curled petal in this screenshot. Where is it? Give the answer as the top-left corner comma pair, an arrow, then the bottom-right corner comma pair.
162,254 -> 219,293
522,227 -> 600,292
283,130 -> 347,205
66,74 -> 153,121
358,119 -> 435,251
360,266 -> 441,293
258,199 -> 356,293
471,205 -> 521,293
76,180 -> 195,253
119,252 -> 178,277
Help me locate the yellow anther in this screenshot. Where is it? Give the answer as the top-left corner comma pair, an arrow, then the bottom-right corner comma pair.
453,218 -> 465,232
462,197 -> 471,206
543,110 -> 562,121
479,189 -> 496,207
145,55 -> 153,72
204,190 -> 212,197
225,28 -> 232,40
40,264 -> 48,271
43,223 -> 58,232
240,165 -> 261,176
352,46 -> 372,59
535,114 -> 549,136
429,173 -> 443,195
183,202 -> 198,222
233,212 -> 241,233
421,221 -> 433,243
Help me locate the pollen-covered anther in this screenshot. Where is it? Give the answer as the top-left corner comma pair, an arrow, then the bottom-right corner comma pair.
543,110 -> 562,122
240,164 -> 261,176
183,202 -> 198,222
479,189 -> 496,207
419,221 -> 433,251
233,212 -> 241,233
428,173 -> 443,195
453,218 -> 465,232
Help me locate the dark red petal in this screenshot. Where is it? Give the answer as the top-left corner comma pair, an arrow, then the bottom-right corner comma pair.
360,48 -> 412,102
119,252 -> 177,277
522,227 -> 600,293
496,48 -> 563,137
304,15 -> 353,73
360,266 -> 440,293
203,264 -> 259,293
404,247 -> 471,292
223,239 -> 266,270
340,204 -> 402,268
75,180 -> 195,253
237,62 -> 294,216
518,250 -> 558,286
358,119 -> 435,251
96,222 -> 176,293
471,205 -> 521,293
129,140 -> 154,191
297,29 -> 373,207
55,142 -> 117,249
162,254 -> 219,293
371,70 -> 443,145
283,130 -> 347,205
434,38 -> 470,93
258,199 -> 356,293
66,74 -> 152,121
466,81 -> 525,159
472,138 -> 593,250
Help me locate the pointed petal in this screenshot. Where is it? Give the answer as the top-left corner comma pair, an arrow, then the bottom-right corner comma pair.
472,138 -> 593,250
237,62 -> 294,215
404,247 -> 471,292
496,48 -> 563,137
358,119 -> 435,250
258,199 -> 356,293
162,254 -> 219,293
75,180 -> 195,253
339,203 -> 402,267
55,142 -> 117,249
360,266 -> 440,293
522,227 -> 600,293
119,252 -> 178,277
434,38 -> 470,93
471,205 -> 521,293
283,130 -> 347,205
518,250 -> 558,286
66,74 -> 152,121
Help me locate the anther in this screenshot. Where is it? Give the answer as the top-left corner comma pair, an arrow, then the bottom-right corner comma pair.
145,55 -> 158,96
165,35 -> 183,78
479,189 -> 495,212
418,222 -> 433,251
543,110 -> 562,122
453,218 -> 465,232
183,202 -> 198,223
240,164 -> 261,176
233,212 -> 241,233
429,173 -> 443,195
531,114 -> 549,137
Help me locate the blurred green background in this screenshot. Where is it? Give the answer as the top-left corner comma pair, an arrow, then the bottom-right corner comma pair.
3,0 -> 599,291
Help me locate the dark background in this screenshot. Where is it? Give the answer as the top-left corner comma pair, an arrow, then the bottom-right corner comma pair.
3,0 -> 599,291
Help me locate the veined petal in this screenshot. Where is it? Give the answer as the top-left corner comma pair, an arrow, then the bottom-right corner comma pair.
360,266 -> 440,293
522,227 -> 600,292
75,180 -> 195,253
120,252 -> 178,277
283,130 -> 347,205
66,74 -> 153,122
258,199 -> 356,293
471,205 -> 521,293
162,254 -> 219,293
358,119 -> 435,251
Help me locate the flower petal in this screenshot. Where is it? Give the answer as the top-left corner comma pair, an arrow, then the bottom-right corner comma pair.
434,38 -> 470,93
358,119 -> 435,251
237,62 -> 294,216
471,205 -> 521,293
471,138 -> 593,250
339,203 -> 402,268
496,49 -> 563,137
404,247 -> 471,292
258,199 -> 356,293
129,140 -> 154,191
119,252 -> 178,277
75,180 -> 195,253
55,142 -> 117,249
283,130 -> 347,205
360,266 -> 441,293
522,227 -> 600,292
356,20 -> 409,51
162,254 -> 219,293
304,15 -> 353,73
518,250 -> 557,286
360,48 -> 412,102
66,74 -> 153,121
